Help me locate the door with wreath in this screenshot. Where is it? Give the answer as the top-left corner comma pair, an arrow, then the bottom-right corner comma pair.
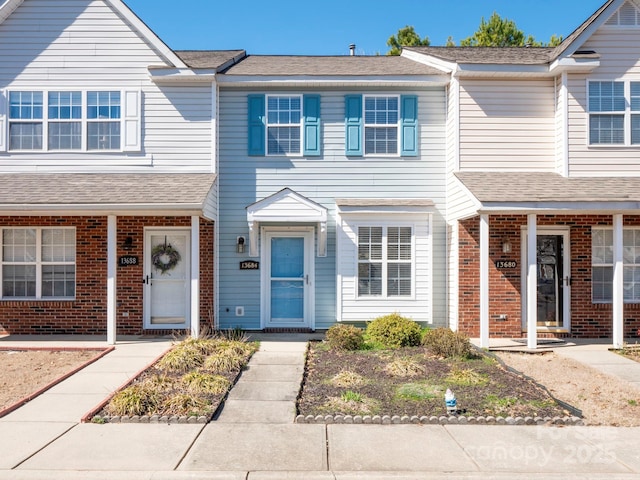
144,229 -> 191,330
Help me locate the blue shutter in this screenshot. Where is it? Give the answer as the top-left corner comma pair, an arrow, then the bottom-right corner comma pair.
248,94 -> 265,156
401,95 -> 418,157
345,95 -> 363,156
303,94 -> 321,156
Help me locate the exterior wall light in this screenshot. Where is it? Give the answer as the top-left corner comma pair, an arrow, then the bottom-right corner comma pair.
236,236 -> 246,254
502,239 -> 512,254
122,236 -> 134,250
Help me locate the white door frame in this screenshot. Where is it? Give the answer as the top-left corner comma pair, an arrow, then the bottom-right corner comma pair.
521,226 -> 571,331
144,227 -> 191,330
260,226 -> 315,329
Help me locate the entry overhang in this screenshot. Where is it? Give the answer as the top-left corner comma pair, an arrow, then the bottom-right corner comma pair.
246,188 -> 328,257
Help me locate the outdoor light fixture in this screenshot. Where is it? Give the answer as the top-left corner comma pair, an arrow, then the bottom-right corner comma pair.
502,239 -> 512,254
236,236 -> 246,254
122,236 -> 134,250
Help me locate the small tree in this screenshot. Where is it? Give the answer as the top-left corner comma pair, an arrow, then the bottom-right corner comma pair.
387,26 -> 430,55
461,12 -> 538,47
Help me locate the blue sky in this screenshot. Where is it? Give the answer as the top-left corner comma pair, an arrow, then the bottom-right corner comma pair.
124,0 -> 607,55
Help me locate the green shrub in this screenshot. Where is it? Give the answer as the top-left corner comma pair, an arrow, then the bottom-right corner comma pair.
365,313 -> 422,348
325,324 -> 365,350
422,328 -> 472,359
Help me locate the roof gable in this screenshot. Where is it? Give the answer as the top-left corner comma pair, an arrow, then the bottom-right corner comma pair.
0,0 -> 186,68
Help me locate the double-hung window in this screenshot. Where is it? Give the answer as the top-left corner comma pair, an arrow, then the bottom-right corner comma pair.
358,226 -> 412,297
247,94 -> 321,157
588,80 -> 640,145
592,227 -> 640,303
266,95 -> 301,155
1,228 -> 76,299
364,96 -> 399,155
345,94 -> 418,157
5,90 -> 135,152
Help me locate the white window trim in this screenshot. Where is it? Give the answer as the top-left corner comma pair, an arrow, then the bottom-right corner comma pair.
6,89 -> 134,153
591,226 -> 640,304
1,227 -> 76,300
265,93 -> 303,157
354,222 -> 415,300
586,79 -> 640,147
363,94 -> 401,158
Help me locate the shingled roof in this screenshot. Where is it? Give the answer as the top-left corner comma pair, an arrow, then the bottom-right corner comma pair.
0,173 -> 216,207
456,172 -> 640,204
220,54 -> 442,76
174,50 -> 246,69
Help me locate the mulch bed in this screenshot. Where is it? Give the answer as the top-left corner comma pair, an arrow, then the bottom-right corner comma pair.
297,344 -> 569,419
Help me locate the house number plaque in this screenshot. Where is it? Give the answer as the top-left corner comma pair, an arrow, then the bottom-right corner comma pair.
240,261 -> 259,270
495,260 -> 517,269
119,255 -> 139,266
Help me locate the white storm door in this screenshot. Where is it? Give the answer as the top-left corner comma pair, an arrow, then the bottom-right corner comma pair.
262,227 -> 314,329
144,229 -> 191,330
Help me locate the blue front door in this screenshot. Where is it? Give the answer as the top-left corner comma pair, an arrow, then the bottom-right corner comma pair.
263,228 -> 314,328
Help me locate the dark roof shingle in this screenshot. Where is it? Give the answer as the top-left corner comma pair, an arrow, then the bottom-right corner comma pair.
221,55 -> 443,76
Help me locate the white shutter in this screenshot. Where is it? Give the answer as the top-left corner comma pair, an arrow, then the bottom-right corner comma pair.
122,90 -> 141,152
0,90 -> 6,152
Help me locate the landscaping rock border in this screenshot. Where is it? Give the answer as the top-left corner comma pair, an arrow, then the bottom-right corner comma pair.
295,414 -> 584,426
90,414 -> 209,424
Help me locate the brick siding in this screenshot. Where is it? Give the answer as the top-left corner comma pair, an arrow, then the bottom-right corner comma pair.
0,216 -> 214,336
458,215 -> 640,339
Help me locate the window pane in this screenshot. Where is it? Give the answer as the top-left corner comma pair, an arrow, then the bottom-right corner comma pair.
42,228 -> 75,262
48,91 -> 81,119
631,82 -> 640,111
266,96 -> 302,154
358,227 -> 382,260
42,265 -> 75,298
2,228 -> 36,262
632,115 -> 640,145
88,122 -> 120,150
2,265 -> 36,297
365,126 -> 398,154
48,122 -> 81,150
9,123 -> 43,150
590,115 -> 624,144
9,91 -> 43,119
592,266 -> 613,302
358,263 -> 382,296
387,263 -> 411,296
364,96 -> 398,126
589,81 -> 625,112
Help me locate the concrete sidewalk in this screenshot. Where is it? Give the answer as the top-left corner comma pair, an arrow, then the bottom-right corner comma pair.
0,335 -> 639,479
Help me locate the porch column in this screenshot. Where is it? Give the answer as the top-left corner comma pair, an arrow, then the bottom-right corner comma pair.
612,214 -> 624,348
527,214 -> 538,349
191,216 -> 200,339
106,215 -> 117,345
479,214 -> 490,348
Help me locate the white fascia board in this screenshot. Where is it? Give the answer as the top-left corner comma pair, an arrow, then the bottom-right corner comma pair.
479,201 -> 640,214
149,68 -> 217,83
337,206 -> 434,215
549,57 -> 600,74
109,0 -> 187,69
216,75 -> 449,87
454,63 -> 550,77
0,203 -> 205,216
400,49 -> 456,74
0,0 -> 23,24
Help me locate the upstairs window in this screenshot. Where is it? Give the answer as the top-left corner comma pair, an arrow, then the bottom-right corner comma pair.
1,228 -> 76,299
345,94 -> 418,157
4,90 -> 138,152
364,96 -> 399,155
358,225 -> 412,297
9,91 -> 43,150
588,80 -> 640,145
267,95 -> 301,155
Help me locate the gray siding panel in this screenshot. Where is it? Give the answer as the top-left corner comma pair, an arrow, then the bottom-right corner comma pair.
218,88 -> 448,329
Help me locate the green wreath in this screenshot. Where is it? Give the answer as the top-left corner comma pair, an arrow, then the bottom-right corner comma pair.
151,243 -> 181,274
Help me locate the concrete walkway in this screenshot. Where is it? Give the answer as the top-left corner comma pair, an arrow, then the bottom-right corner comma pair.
0,335 -> 639,479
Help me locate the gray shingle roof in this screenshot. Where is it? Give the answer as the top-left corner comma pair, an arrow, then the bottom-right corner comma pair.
0,173 -> 216,206
174,50 -> 245,69
221,55 -> 443,76
405,46 -> 557,65
456,172 -> 640,203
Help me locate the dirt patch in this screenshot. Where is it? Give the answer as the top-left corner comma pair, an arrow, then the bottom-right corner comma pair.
298,345 -> 569,419
494,351 -> 640,426
0,349 -> 104,414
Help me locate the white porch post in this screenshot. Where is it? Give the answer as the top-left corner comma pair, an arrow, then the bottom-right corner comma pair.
106,215 -> 117,345
613,214 -> 624,349
527,214 -> 538,350
191,216 -> 200,339
479,214 -> 490,348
